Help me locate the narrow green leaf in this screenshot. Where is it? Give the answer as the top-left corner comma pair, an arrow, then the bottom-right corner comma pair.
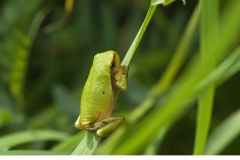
100,0 -> 240,155
151,0 -> 175,6
110,51 -> 240,154
204,108 -> 240,155
129,2 -> 200,124
151,2 -> 200,97
71,132 -> 101,155
0,130 -> 69,150
144,124 -> 170,155
216,54 -> 240,85
121,5 -> 156,66
110,28 -> 240,156
0,150 -> 70,155
151,0 -> 164,5
196,46 -> 240,90
52,131 -> 86,152
194,0 -> 219,155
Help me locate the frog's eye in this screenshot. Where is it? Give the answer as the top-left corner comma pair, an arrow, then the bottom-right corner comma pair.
111,61 -> 115,69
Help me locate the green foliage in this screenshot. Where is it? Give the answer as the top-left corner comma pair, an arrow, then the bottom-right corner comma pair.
71,132 -> 101,155
193,0 -> 219,155
1,0 -> 240,155
0,130 -> 69,150
205,108 -> 240,155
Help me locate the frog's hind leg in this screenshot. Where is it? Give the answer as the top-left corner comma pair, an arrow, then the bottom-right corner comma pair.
80,112 -> 101,132
94,115 -> 125,137
74,115 -> 84,129
85,122 -> 106,132
75,112 -> 99,130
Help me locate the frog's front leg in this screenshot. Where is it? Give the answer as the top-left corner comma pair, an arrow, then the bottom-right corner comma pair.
116,65 -> 129,91
85,116 -> 125,137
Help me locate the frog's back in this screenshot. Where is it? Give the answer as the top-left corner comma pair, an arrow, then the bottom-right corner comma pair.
80,52 -> 118,126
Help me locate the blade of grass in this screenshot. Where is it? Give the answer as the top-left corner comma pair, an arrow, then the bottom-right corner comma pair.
71,132 -> 101,155
51,131 -> 86,152
194,0 -> 219,155
121,0 -> 178,66
0,150 -> 71,155
216,55 -> 240,86
110,6 -> 240,152
204,108 -> 240,155
0,130 -> 69,150
151,0 -> 175,6
121,5 -> 156,66
196,46 -> 240,90
110,45 -> 240,154
102,0 -> 240,155
108,0 -> 240,154
129,2 -> 200,123
143,124 -> 170,155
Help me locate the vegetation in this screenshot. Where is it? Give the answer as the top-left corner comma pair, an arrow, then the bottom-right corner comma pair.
1,0 -> 240,155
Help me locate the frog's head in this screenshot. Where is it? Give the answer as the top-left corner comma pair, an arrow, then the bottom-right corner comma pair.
94,50 -> 121,76
109,50 -> 120,75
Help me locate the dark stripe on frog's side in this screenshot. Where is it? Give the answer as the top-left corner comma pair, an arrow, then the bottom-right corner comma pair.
110,53 -> 119,98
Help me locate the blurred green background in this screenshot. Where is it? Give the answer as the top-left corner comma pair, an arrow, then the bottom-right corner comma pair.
0,0 -> 240,155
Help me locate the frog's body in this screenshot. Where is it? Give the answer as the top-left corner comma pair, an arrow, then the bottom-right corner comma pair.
75,51 -> 128,137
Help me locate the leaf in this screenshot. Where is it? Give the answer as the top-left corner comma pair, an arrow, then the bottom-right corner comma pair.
121,5 -> 157,66
0,150 -> 70,155
193,0 -> 219,155
151,0 -> 175,6
110,38 -> 240,155
0,130 -> 69,150
71,132 -> 101,155
144,124 -> 170,155
204,108 -> 240,155
52,131 -> 86,152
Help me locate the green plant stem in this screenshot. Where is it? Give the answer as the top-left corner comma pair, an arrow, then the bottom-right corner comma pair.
71,132 -> 101,155
194,0 -> 219,155
121,5 -> 157,66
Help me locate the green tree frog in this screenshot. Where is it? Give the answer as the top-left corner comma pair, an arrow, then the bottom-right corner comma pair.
74,50 -> 129,137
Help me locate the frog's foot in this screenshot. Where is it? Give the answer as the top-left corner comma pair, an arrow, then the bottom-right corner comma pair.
85,115 -> 125,137
74,116 -> 84,129
122,65 -> 129,75
85,121 -> 107,132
